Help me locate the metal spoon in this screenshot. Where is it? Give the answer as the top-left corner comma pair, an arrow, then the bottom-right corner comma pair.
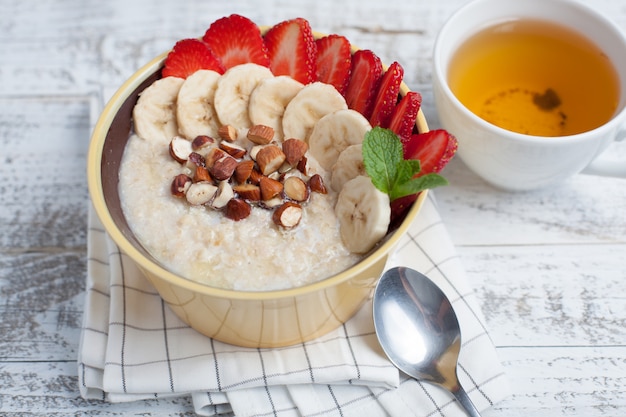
372,266 -> 482,417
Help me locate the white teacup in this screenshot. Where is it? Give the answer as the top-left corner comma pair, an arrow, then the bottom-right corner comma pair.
433,0 -> 626,191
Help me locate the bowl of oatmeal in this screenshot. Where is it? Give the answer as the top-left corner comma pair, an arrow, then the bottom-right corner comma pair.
87,16 -> 444,348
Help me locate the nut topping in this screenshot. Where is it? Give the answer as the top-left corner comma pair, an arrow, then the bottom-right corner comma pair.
256,145 -> 286,176
219,141 -> 247,159
185,181 -> 218,205
259,176 -> 284,201
191,135 -> 215,152
247,124 -> 274,145
283,176 -> 309,202
210,181 -> 234,209
209,154 -> 238,181
171,174 -> 192,197
169,136 -> 193,163
233,183 -> 261,201
225,198 -> 251,221
308,174 -> 327,194
218,124 -> 238,142
272,202 -> 303,228
193,166 -> 213,183
282,138 -> 308,166
234,160 -> 255,184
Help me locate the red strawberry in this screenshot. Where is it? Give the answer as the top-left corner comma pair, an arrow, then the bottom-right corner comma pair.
390,130 -> 457,228
161,38 -> 225,78
404,129 -> 458,175
315,34 -> 352,95
389,193 -> 421,230
369,61 -> 404,128
202,14 -> 270,70
388,91 -> 422,142
344,49 -> 383,119
264,18 -> 317,84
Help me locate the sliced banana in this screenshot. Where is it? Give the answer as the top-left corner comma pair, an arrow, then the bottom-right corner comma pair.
248,76 -> 304,142
308,109 -> 371,170
213,63 -> 273,131
282,82 -> 348,143
133,76 -> 184,141
176,69 -> 221,140
335,175 -> 390,254
331,144 -> 366,192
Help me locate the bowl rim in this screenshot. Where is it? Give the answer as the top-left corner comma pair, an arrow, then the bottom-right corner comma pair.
87,50 -> 429,301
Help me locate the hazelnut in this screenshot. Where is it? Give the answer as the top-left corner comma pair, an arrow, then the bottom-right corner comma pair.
283,176 -> 309,202
169,136 -> 193,163
171,174 -> 192,197
308,174 -> 327,194
272,202 -> 302,228
209,155 -> 238,181
210,181 -> 234,209
247,124 -> 274,145
225,198 -> 251,221
185,181 -> 218,205
219,141 -> 247,159
296,155 -> 308,175
191,135 -> 215,152
256,145 -> 286,176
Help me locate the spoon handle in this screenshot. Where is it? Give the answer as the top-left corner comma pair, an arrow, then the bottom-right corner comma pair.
452,385 -> 482,417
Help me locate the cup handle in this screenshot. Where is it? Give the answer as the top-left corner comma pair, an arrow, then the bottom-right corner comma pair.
582,127 -> 626,178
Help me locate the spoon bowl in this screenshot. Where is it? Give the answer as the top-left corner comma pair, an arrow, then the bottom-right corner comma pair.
373,266 -> 482,417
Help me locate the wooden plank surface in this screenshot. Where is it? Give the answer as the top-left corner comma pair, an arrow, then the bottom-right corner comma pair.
1,0 -> 625,415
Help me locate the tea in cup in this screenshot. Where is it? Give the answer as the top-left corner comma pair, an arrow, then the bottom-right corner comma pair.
433,0 -> 626,191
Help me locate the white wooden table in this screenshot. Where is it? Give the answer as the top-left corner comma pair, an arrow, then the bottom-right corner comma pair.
1,0 -> 625,415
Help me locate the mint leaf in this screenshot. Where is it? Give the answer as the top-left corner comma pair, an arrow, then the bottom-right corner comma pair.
362,127 -> 403,194
363,127 -> 448,201
390,173 -> 449,200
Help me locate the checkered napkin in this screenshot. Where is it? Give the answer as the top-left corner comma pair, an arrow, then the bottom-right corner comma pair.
78,192 -> 510,416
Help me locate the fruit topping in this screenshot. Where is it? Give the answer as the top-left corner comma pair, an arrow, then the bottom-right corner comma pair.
344,49 -> 383,119
264,18 -> 317,84
388,91 -> 422,142
202,14 -> 270,70
162,38 -> 225,79
369,61 -> 404,128
402,129 -> 459,175
315,34 -> 352,95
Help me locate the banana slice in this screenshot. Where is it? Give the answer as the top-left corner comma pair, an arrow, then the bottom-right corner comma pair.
213,63 -> 273,131
176,69 -> 221,140
282,82 -> 347,143
331,144 -> 366,192
248,76 -> 304,142
308,109 -> 371,170
133,76 -> 184,141
335,175 -> 390,254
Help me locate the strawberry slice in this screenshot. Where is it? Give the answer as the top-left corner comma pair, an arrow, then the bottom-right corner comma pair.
404,129 -> 458,175
161,38 -> 225,78
388,91 -> 422,142
344,49 -> 383,119
264,18 -> 317,84
390,130 -> 457,228
202,14 -> 270,70
315,34 -> 352,95
369,61 -> 404,128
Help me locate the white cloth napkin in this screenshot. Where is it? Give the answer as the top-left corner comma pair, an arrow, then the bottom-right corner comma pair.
78,192 -> 510,416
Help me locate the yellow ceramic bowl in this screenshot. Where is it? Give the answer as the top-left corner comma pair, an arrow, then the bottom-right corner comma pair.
87,45 -> 428,348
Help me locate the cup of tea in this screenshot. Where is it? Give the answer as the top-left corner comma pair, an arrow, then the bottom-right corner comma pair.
432,0 -> 626,191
